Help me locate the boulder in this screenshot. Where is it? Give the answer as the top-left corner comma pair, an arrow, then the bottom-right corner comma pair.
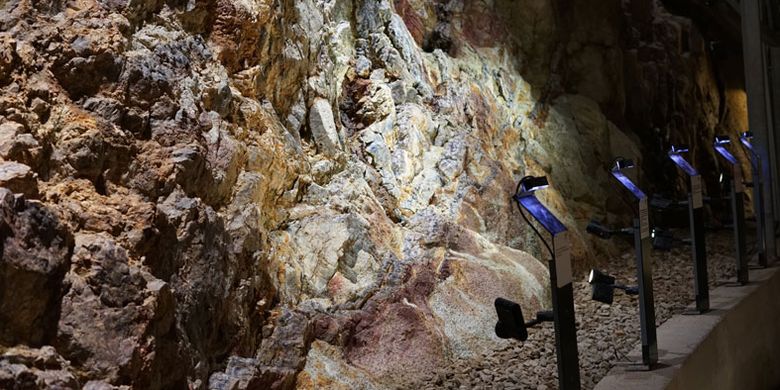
0,189 -> 73,346
308,98 -> 342,157
0,161 -> 38,198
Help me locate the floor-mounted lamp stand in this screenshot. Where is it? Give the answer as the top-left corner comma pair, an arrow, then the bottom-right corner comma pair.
495,175 -> 581,390
714,136 -> 749,284
669,146 -> 709,313
586,159 -> 658,369
740,131 -> 768,268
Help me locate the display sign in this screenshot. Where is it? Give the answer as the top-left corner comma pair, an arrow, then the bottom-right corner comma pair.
691,175 -> 703,209
553,232 -> 573,288
639,198 -> 650,239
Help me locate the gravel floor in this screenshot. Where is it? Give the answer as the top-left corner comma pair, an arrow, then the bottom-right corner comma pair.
410,229 -> 753,390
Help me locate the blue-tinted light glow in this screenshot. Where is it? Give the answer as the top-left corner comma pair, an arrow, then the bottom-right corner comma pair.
714,144 -> 738,165
610,170 -> 646,200
669,153 -> 699,176
515,195 -> 567,235
740,136 -> 753,151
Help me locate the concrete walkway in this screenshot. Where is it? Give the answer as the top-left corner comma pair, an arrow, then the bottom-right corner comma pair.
595,265 -> 780,390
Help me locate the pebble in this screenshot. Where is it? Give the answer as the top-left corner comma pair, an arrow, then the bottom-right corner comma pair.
409,231 -> 741,390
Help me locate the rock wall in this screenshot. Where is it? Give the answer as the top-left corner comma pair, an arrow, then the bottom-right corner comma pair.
0,0 -> 745,388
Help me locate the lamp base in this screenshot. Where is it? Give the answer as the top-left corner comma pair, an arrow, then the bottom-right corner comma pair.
615,361 -> 655,372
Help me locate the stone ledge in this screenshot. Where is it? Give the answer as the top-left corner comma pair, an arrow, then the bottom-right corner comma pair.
595,263 -> 780,390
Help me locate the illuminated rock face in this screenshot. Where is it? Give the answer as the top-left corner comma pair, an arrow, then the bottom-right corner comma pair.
0,0 -> 742,388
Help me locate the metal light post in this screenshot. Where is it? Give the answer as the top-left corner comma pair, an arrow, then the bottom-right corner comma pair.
513,176 -> 581,390
740,132 -> 768,267
668,146 -> 710,313
609,158 -> 658,368
714,136 -> 749,284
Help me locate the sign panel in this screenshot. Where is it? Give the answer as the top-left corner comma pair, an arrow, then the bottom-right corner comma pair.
553,232 -> 573,288
691,175 -> 703,209
639,197 -> 650,239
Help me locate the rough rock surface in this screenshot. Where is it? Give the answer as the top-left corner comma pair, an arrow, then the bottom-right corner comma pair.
0,0 -> 746,388
411,230 -> 744,390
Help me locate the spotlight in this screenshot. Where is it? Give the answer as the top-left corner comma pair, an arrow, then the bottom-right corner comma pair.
494,297 -> 528,341
649,194 -> 674,210
588,269 -> 615,285
494,298 -> 555,341
586,220 -> 634,240
517,175 -> 549,196
588,269 -> 639,305
591,282 -> 615,305
670,145 -> 690,154
586,220 -> 613,239
651,228 -> 674,251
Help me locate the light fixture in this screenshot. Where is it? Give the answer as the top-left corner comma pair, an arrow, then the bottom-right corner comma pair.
586,220 -> 634,240
494,298 -> 554,342
586,220 -> 613,239
588,269 -> 615,285
738,130 -> 767,267
649,194 -> 674,210
511,174 -> 580,389
713,134 -> 749,285
740,131 -> 756,155
714,135 -> 738,164
651,228 -> 674,251
588,269 -> 640,305
605,156 -> 659,368
669,145 -> 698,177
517,175 -> 549,196
494,297 -> 528,341
667,144 -> 709,313
613,157 -> 635,171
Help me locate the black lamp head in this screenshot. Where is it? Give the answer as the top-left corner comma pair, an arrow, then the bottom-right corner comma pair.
518,176 -> 549,195
588,269 -> 617,305
586,220 -> 612,239
714,135 -> 731,145
740,131 -> 753,140
588,269 -> 616,285
670,144 -> 690,154
651,228 -> 674,251
591,283 -> 615,305
494,297 -> 528,341
650,194 -> 674,210
612,157 -> 635,171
